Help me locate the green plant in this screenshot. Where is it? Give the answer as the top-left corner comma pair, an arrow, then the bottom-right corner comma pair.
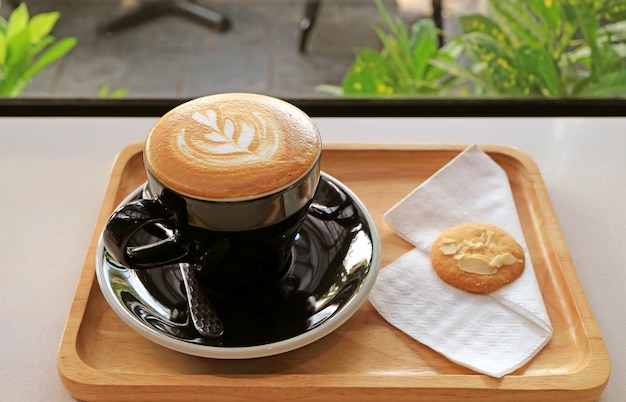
443,0 -> 626,97
318,0 -> 463,97
330,0 -> 626,97
0,3 -> 77,96
98,84 -> 128,98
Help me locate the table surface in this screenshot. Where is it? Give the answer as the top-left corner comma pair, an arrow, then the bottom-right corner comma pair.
1,116 -> 624,401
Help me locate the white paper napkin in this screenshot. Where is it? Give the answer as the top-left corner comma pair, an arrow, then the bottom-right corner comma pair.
369,144 -> 553,378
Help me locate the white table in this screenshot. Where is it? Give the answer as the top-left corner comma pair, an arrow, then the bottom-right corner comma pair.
1,116 -> 624,401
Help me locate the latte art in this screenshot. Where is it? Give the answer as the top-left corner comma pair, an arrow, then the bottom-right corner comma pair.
145,93 -> 321,201
177,108 -> 280,166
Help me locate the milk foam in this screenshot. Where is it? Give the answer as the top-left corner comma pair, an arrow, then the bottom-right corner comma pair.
177,108 -> 280,166
145,93 -> 321,200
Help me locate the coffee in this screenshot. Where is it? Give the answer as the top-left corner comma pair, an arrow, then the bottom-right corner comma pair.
104,93 -> 323,298
145,93 -> 321,200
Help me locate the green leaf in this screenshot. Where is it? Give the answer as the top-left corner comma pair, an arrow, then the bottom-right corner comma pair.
375,27 -> 413,92
580,69 -> 626,97
0,17 -> 8,36
21,37 -> 76,82
0,79 -> 25,96
527,0 -> 561,52
0,56 -> 30,96
564,1 -> 601,74
458,14 -> 510,47
488,0 -> 545,47
555,2 -> 581,58
431,75 -> 463,95
30,35 -> 55,56
516,45 -> 561,96
410,19 -> 438,80
428,57 -> 492,94
408,16 -> 433,49
342,48 -> 395,96
375,0 -> 405,47
392,18 -> 412,64
528,0 -> 560,30
111,88 -> 128,98
98,84 -> 110,98
0,33 -> 6,66
598,40 -> 624,72
28,12 -> 60,44
598,0 -> 626,22
375,0 -> 408,59
425,40 -> 463,81
6,3 -> 29,40
6,28 -> 30,67
462,32 -> 522,94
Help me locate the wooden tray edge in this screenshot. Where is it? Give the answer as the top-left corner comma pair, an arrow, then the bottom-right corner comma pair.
57,143 -> 144,391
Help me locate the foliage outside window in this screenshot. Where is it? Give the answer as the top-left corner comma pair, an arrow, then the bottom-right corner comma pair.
326,0 -> 626,98
0,3 -> 76,97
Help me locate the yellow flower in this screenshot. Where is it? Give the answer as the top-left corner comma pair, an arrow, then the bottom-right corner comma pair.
496,58 -> 510,69
481,53 -> 495,63
377,83 -> 393,95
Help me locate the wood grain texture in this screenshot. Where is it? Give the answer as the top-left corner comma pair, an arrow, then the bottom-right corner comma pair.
57,143 -> 609,401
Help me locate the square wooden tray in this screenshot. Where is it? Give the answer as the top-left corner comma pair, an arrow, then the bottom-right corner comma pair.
58,143 -> 609,401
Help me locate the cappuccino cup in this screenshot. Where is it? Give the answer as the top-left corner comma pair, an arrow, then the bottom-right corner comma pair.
103,93 -> 321,297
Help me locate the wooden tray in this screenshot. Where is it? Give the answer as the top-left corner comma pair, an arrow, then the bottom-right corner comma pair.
58,143 -> 609,402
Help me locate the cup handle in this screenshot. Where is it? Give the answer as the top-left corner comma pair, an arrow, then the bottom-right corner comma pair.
102,197 -> 190,268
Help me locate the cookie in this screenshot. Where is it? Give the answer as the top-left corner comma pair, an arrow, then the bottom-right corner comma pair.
430,223 -> 525,293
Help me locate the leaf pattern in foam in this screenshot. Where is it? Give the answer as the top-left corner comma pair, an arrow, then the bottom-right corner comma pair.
178,108 -> 279,165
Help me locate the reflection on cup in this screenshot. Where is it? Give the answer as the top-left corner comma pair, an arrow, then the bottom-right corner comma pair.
103,93 -> 322,297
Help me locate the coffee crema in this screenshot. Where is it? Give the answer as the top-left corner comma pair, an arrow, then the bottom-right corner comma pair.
145,93 -> 321,200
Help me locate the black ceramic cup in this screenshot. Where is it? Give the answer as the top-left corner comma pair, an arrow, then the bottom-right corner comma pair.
102,93 -> 322,297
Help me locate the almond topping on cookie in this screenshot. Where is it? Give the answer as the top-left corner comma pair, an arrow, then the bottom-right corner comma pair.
431,223 -> 525,293
438,241 -> 458,255
484,230 -> 494,246
489,254 -> 503,268
438,230 -> 521,275
458,255 -> 498,275
500,252 -> 518,265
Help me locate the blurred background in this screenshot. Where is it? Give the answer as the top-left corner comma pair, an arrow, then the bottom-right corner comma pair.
1,0 -> 624,100
0,0 -> 492,98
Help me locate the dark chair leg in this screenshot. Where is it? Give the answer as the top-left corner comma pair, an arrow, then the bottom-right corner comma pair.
432,0 -> 444,47
298,0 -> 321,53
97,0 -> 231,35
